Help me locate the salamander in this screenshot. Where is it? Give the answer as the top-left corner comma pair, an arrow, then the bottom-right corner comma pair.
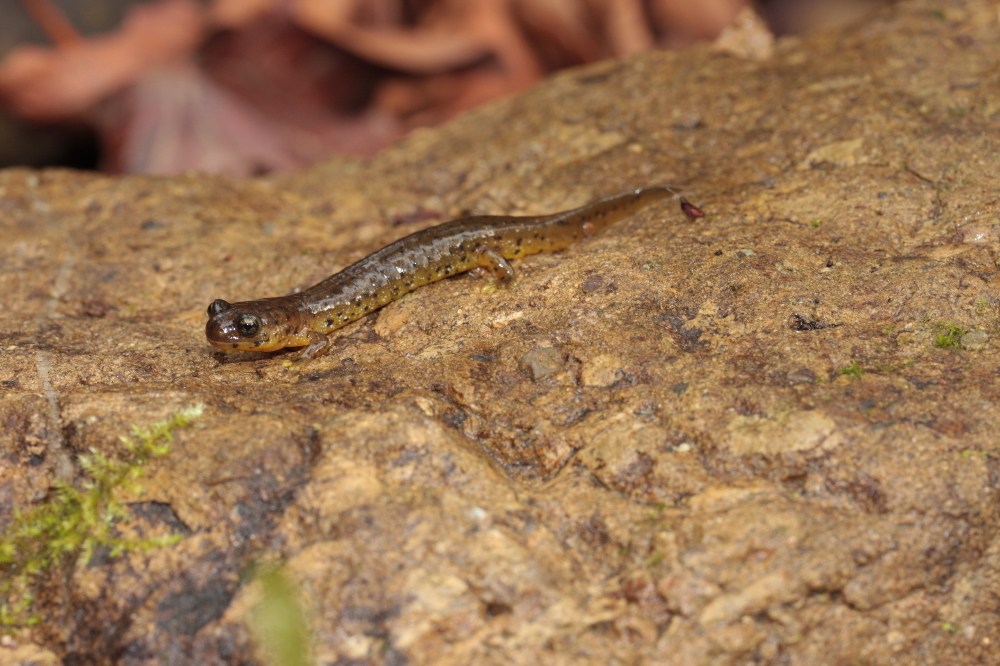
205,186 -> 702,360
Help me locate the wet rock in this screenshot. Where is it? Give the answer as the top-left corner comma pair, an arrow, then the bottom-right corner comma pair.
580,273 -> 605,292
4,1 -> 1000,664
726,410 -> 842,455
579,353 -> 623,387
0,643 -> 61,666
786,367 -> 816,384
961,330 -> 988,350
698,571 -> 802,626
519,347 -> 564,381
577,420 -> 710,503
657,574 -> 722,617
800,137 -> 868,169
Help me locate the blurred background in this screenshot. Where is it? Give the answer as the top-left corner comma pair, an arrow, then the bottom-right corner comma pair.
0,0 -> 886,176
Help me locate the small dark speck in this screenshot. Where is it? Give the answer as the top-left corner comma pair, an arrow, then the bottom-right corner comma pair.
826,259 -> 834,267
341,357 -> 354,365
325,319 -> 333,326
2,380 -> 18,389
714,249 -> 723,256
790,313 -> 840,331
485,601 -> 512,617
581,274 -> 605,293
82,299 -> 110,317
141,219 -> 163,230
870,266 -> 878,273
670,381 -> 689,396
470,354 -> 495,363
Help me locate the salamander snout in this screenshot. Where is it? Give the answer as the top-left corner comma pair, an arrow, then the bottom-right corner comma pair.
205,299 -> 308,353
206,299 -> 262,344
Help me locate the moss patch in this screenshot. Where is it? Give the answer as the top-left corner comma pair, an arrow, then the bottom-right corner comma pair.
0,405 -> 203,627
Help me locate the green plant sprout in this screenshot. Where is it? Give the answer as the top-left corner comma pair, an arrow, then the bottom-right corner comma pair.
933,322 -> 966,349
0,405 -> 203,627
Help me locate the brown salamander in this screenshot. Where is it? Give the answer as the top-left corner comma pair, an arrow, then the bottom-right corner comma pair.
205,186 -> 702,359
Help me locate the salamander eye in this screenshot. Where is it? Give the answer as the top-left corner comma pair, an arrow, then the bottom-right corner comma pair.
237,315 -> 261,337
208,299 -> 231,317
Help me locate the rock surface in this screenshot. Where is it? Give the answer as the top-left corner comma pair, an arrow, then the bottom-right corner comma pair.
3,1 -> 1000,664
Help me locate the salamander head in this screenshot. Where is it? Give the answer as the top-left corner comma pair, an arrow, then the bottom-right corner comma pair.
205,298 -> 310,352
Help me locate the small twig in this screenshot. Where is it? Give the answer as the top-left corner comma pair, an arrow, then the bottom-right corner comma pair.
903,163 -> 935,184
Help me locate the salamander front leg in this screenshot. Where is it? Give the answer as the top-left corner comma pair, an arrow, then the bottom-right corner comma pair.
474,247 -> 516,290
290,329 -> 331,361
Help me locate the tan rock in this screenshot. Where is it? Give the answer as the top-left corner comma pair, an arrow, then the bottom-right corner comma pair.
579,353 -> 623,387
4,2 -> 1000,664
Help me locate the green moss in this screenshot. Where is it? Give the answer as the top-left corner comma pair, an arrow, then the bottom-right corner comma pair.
837,361 -> 864,379
933,321 -> 966,349
251,567 -> 310,666
0,405 -> 203,627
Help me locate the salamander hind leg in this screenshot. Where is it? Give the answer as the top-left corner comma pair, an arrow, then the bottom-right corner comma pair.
474,247 -> 516,291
